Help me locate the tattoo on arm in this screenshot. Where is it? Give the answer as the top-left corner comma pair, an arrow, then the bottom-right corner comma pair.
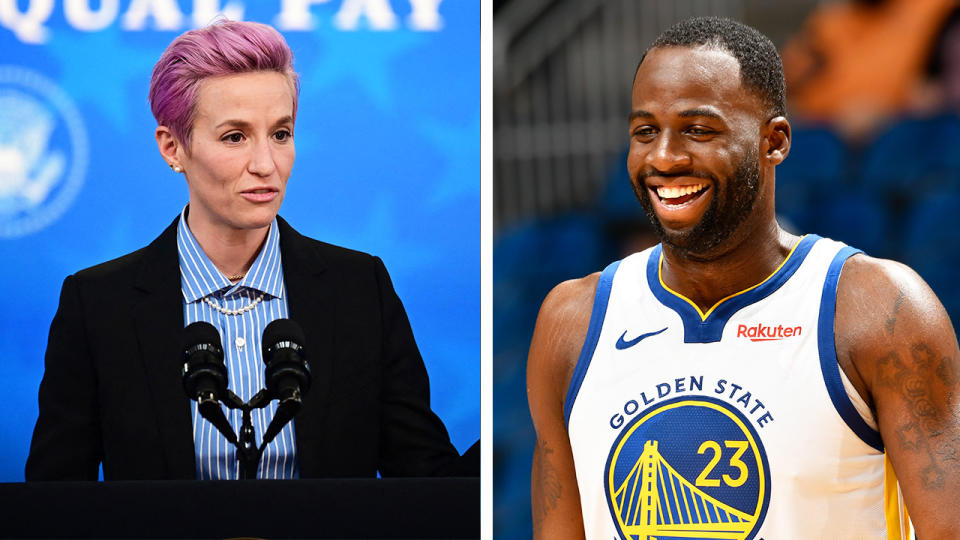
532,437 -> 563,532
884,290 -> 905,335
877,342 -> 960,490
937,355 -> 957,386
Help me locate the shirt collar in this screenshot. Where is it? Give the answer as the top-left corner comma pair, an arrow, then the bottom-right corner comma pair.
177,206 -> 285,302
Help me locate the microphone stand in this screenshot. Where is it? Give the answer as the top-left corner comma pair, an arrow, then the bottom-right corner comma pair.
195,389 -> 305,479
212,389 -> 273,480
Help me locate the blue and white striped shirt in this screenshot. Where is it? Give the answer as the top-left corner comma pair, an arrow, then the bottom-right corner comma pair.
177,208 -> 298,480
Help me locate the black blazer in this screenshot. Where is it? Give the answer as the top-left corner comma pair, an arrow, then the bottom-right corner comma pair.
25,216 -> 462,480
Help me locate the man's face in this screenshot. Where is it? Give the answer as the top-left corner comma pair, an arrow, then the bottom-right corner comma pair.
179,71 -> 296,235
628,46 -> 766,256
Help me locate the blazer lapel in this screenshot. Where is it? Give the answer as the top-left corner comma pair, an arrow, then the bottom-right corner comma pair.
132,217 -> 196,479
276,216 -> 333,477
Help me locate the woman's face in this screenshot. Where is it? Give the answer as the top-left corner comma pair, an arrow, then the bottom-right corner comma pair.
179,71 -> 295,235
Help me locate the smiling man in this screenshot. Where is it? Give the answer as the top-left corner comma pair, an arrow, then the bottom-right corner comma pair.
527,17 -> 960,539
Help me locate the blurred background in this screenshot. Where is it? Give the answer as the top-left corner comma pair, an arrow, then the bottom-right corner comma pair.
494,0 -> 960,536
0,1 -> 478,480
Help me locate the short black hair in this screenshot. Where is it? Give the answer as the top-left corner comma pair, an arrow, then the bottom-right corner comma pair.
638,17 -> 786,117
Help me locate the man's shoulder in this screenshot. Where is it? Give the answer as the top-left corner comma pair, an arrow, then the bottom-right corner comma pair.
528,271 -> 603,384
540,272 -> 602,323
537,251 -> 648,325
835,252 -> 949,357
838,253 -> 935,310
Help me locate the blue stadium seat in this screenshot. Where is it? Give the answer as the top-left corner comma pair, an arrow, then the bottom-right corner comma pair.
597,154 -> 648,222
860,114 -> 960,196
494,213 -> 608,286
902,192 -> 960,326
778,125 -> 848,189
776,125 -> 848,231
492,356 -> 537,538
805,189 -> 890,258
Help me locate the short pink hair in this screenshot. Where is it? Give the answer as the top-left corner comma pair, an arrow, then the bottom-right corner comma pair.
148,20 -> 299,146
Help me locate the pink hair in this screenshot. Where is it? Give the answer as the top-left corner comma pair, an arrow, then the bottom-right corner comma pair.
148,20 -> 299,146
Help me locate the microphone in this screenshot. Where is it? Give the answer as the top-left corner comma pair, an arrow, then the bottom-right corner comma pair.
181,321 -> 237,444
261,319 -> 311,403
260,319 -> 311,447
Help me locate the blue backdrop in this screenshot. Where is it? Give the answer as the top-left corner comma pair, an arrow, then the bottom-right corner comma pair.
0,0 -> 478,481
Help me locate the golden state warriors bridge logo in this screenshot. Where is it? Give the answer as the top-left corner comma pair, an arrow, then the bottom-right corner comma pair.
604,396 -> 770,540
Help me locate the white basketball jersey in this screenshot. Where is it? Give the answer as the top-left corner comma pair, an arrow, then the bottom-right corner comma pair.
565,235 -> 910,540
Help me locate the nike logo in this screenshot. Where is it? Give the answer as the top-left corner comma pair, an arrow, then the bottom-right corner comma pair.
616,327 -> 668,350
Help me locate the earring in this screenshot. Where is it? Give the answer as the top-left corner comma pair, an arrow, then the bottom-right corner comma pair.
170,163 -> 183,173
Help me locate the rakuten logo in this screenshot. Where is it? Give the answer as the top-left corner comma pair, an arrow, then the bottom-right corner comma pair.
736,323 -> 802,342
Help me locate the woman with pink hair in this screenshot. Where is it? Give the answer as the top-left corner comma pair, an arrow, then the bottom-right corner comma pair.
26,21 -> 469,481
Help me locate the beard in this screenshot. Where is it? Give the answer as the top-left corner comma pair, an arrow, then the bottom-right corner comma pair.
633,148 -> 761,256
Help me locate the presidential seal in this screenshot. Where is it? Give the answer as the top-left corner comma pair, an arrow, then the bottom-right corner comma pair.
604,395 -> 771,540
0,65 -> 88,238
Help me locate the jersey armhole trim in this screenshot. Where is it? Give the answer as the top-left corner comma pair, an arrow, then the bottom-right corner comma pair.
818,246 -> 884,452
564,260 -> 621,427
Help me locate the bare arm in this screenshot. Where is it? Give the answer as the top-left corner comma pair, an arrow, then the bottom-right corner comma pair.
526,274 -> 598,539
836,255 -> 960,537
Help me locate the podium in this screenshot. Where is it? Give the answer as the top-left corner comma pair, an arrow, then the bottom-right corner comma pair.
0,478 -> 479,538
